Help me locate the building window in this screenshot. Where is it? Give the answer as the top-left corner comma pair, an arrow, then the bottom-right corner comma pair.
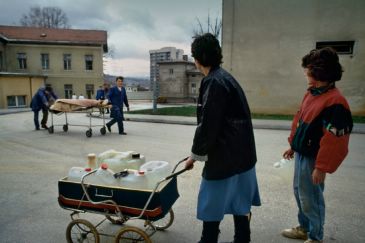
85,55 -> 93,70
191,83 -> 197,94
0,51 -> 3,70
7,95 -> 26,108
63,54 -> 72,70
17,53 -> 27,69
85,84 -> 94,99
64,84 -> 73,99
316,41 -> 355,55
169,68 -> 174,74
41,53 -> 49,70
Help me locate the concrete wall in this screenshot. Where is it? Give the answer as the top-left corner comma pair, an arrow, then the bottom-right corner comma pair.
4,44 -> 104,99
0,76 -> 44,108
222,0 -> 365,115
126,91 -> 153,100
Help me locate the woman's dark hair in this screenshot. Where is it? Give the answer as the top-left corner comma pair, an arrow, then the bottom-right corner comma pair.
301,47 -> 343,82
191,33 -> 222,68
116,76 -> 124,81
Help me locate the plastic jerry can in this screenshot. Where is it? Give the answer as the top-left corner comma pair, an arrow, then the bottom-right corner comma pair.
68,167 -> 92,182
93,163 -> 117,186
140,161 -> 172,184
118,170 -> 149,190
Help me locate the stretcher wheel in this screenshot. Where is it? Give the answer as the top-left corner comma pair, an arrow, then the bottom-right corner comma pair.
86,129 -> 92,137
100,126 -> 106,135
114,226 -> 151,243
48,126 -> 54,134
147,209 -> 174,230
106,215 -> 128,225
63,124 -> 68,132
66,219 -> 100,243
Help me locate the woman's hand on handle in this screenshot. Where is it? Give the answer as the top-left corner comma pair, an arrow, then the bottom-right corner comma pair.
184,157 -> 196,170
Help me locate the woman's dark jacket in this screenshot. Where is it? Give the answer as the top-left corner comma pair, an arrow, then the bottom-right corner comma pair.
191,67 -> 257,180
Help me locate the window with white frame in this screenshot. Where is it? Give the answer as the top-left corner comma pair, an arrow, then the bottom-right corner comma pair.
17,53 -> 27,69
7,95 -> 26,108
85,55 -> 93,70
85,84 -> 94,99
63,54 -> 72,70
64,84 -> 73,99
191,83 -> 197,94
0,51 -> 3,70
41,53 -> 49,70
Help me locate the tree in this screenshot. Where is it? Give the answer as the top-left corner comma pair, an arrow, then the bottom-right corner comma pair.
20,6 -> 70,28
193,13 -> 222,40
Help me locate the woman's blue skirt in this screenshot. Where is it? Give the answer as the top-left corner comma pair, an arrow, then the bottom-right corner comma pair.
197,166 -> 261,221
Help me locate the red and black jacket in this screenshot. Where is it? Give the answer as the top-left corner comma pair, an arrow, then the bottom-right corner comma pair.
289,86 -> 353,173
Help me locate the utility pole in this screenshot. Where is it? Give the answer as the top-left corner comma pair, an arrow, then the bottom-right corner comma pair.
152,77 -> 158,113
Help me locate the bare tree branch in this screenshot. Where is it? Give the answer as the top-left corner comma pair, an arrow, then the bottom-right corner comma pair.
193,13 -> 222,40
19,6 -> 70,29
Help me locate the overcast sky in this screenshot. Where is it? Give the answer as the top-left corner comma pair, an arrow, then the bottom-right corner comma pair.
0,0 -> 222,77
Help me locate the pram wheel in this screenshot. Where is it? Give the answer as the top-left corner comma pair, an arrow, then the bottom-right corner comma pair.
63,124 -> 68,132
66,219 -> 100,243
106,215 -> 128,225
147,209 -> 174,230
86,129 -> 92,137
48,126 -> 54,134
100,126 -> 106,135
114,226 -> 151,243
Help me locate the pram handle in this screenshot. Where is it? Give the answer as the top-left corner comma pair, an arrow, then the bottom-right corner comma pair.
165,156 -> 190,180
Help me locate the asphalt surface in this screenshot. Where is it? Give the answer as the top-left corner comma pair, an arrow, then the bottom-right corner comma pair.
0,109 -> 364,243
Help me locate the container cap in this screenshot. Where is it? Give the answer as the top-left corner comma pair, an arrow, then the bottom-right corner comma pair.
85,168 -> 92,172
101,163 -> 108,170
132,153 -> 140,159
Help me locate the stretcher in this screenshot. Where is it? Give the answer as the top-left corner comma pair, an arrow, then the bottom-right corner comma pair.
58,158 -> 188,243
49,99 -> 110,137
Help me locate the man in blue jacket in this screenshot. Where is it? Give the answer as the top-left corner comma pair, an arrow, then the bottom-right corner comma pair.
30,85 -> 58,130
106,76 -> 129,135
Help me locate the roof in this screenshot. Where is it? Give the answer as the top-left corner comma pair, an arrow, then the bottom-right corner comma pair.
0,25 -> 108,52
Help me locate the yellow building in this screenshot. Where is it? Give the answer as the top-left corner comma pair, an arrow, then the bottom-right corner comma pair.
0,25 -> 108,109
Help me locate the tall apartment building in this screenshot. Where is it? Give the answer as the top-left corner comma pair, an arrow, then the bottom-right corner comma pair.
149,47 -> 184,92
0,25 -> 107,109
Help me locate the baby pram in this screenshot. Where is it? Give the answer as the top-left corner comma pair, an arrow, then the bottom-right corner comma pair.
49,99 -> 109,137
58,158 -> 188,242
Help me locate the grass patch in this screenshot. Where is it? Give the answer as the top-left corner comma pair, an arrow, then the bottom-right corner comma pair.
127,105 -> 365,123
128,106 -> 196,116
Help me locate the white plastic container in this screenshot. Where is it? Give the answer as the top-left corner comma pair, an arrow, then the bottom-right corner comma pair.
97,150 -> 145,172
273,158 -> 294,181
140,161 -> 172,186
68,167 -> 92,182
118,170 -> 149,190
93,163 -> 117,186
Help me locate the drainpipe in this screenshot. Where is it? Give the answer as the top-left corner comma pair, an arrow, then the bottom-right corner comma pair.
29,77 -> 33,106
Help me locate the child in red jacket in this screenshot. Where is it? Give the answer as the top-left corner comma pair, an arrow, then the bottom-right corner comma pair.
281,47 -> 353,243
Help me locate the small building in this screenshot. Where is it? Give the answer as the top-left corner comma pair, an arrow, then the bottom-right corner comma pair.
149,47 -> 184,91
0,25 -> 107,109
158,60 -> 203,102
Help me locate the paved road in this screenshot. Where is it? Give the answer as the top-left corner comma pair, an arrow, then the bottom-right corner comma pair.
0,112 -> 364,242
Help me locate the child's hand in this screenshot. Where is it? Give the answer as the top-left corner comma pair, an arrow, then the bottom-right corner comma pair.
283,148 -> 294,160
